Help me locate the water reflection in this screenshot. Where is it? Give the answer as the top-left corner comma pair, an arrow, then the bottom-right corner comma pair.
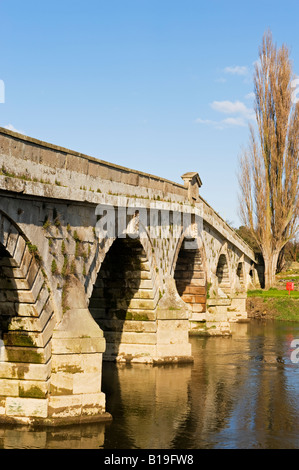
102,363 -> 192,449
0,422 -> 105,449
0,320 -> 298,449
173,321 -> 299,449
104,320 -> 299,449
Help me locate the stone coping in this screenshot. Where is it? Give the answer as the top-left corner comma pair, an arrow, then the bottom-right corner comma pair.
0,126 -> 185,190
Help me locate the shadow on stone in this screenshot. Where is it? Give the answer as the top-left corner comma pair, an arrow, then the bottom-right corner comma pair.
89,237 -> 144,362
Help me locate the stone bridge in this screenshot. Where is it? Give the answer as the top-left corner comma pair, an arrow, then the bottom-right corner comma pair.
0,127 -> 257,426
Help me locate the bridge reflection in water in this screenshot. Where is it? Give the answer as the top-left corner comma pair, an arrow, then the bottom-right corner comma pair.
0,321 -> 298,449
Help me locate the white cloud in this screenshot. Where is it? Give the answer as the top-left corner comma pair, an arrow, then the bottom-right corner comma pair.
245,92 -> 255,100
224,65 -> 248,76
195,118 -> 224,129
211,100 -> 255,120
195,118 -> 214,125
196,99 -> 256,130
221,117 -> 247,127
4,124 -> 25,135
195,116 -> 247,129
211,100 -> 248,114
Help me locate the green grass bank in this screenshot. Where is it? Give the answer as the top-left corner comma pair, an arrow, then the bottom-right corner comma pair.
247,289 -> 299,322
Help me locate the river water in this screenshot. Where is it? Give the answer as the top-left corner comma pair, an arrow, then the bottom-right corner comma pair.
0,320 -> 298,449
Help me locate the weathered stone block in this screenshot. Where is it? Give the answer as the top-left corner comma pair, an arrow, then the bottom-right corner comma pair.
191,303 -> 205,313
2,342 -> 51,364
52,337 -> 106,355
190,312 -> 206,322
105,331 -> 157,345
157,319 -> 189,345
81,392 -> 105,416
19,379 -> 50,398
155,343 -> 192,360
139,279 -> 154,289
0,214 -> 11,248
23,143 -> 41,164
8,315 -> 42,333
0,397 -> 5,415
126,309 -> 156,321
48,395 -> 82,418
51,353 -> 102,375
4,313 -> 56,348
131,289 -> 154,300
31,271 -> 45,301
0,360 -> 51,381
107,342 -> 156,361
19,247 -> 33,278
207,298 -> 231,307
205,321 -> 231,336
26,260 -> 39,289
34,288 -> 51,316
39,148 -> 66,169
6,397 -> 48,418
0,135 -> 11,156
126,270 -> 152,280
0,277 -> 29,290
11,272 -> 43,304
6,228 -> 19,257
9,139 -> 24,160
73,373 -> 101,394
66,153 -> 89,174
0,302 -> 16,317
13,236 -> 26,266
0,379 -> 19,396
122,320 -> 157,333
127,298 -> 156,310
230,297 -> 247,311
50,372 -> 73,395
16,302 -> 40,318
206,312 -> 228,322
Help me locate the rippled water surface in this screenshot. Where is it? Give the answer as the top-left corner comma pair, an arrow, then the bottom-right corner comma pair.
1,320 -> 299,449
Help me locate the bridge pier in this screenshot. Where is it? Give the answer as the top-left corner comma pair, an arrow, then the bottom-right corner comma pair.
0,266 -> 111,426
48,275 -> 110,425
154,277 -> 192,363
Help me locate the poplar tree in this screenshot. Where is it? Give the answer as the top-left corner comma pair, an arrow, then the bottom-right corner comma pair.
238,31 -> 299,289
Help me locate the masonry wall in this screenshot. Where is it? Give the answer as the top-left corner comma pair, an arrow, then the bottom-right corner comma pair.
0,127 -> 258,424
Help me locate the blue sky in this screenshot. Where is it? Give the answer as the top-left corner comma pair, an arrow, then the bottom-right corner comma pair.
1,0 -> 299,227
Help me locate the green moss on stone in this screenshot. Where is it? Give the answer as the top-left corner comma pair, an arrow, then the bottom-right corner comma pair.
19,385 -> 46,398
4,332 -> 37,348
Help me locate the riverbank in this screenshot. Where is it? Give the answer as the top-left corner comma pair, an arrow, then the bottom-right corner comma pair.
246,265 -> 299,322
246,295 -> 299,321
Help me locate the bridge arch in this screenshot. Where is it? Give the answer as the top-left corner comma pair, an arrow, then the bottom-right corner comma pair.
0,210 -> 56,423
171,232 -> 208,314
89,234 -> 160,362
0,210 -> 55,354
85,209 -> 161,301
236,259 -> 245,291
215,248 -> 232,296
